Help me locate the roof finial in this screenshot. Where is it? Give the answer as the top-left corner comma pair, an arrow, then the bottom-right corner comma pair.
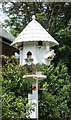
32,15 -> 35,20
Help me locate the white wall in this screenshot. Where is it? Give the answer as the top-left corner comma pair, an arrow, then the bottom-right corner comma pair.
20,42 -> 50,66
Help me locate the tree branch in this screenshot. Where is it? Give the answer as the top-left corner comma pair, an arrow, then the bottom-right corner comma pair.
49,3 -> 55,24
49,3 -> 65,32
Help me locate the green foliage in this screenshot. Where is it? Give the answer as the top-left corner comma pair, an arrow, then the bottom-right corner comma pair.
2,55 -> 32,97
2,92 -> 28,119
39,61 -> 71,120
2,55 -> 71,119
2,55 -> 33,119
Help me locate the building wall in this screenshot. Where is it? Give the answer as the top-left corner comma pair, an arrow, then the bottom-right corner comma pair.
2,42 -> 18,57
1,37 -> 19,65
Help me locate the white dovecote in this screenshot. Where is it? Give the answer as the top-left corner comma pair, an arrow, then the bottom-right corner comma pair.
11,15 -> 59,66
11,15 -> 59,119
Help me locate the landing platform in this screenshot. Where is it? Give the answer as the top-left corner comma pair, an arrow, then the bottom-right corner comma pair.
23,72 -> 47,80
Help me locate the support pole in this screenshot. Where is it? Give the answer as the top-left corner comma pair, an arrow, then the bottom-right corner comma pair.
32,79 -> 38,119
23,73 -> 47,119
36,79 -> 38,120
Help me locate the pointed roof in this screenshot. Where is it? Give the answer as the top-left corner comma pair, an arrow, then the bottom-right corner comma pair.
0,26 -> 15,42
11,15 -> 59,47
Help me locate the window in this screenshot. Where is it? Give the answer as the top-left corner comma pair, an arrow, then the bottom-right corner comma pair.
27,51 -> 32,58
38,40 -> 43,46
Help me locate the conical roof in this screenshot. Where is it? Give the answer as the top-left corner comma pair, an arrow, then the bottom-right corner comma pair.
11,15 -> 59,47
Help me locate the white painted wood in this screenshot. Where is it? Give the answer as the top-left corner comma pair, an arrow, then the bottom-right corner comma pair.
23,73 -> 47,119
11,16 -> 59,47
36,79 -> 38,119
19,41 -> 52,66
23,74 -> 47,80
28,80 -> 38,119
11,15 -> 59,66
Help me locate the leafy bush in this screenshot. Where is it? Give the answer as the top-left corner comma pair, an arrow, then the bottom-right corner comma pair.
2,55 -> 33,120
2,56 -> 71,120
39,61 -> 71,120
